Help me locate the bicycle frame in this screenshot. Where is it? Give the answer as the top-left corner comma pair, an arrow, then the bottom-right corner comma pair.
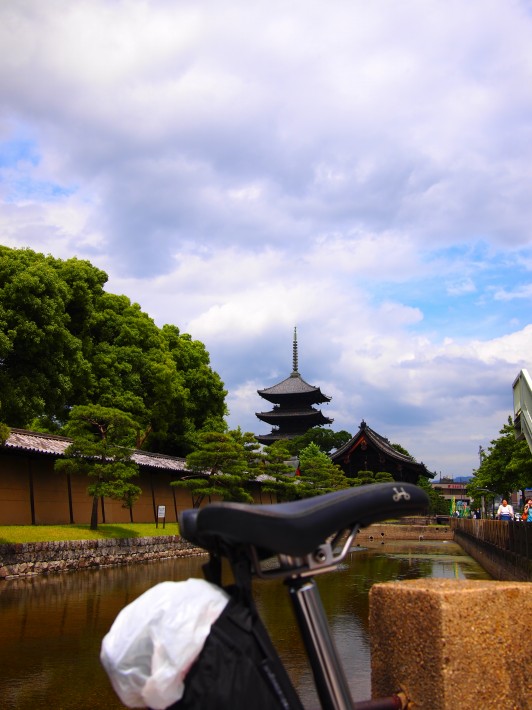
289,575 -> 354,710
245,526 -> 405,710
249,526 -> 358,710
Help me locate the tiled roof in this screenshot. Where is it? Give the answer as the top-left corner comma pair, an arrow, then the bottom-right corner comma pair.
130,450 -> 187,472
258,373 -> 331,401
331,421 -> 432,476
4,428 -> 187,472
6,429 -> 71,456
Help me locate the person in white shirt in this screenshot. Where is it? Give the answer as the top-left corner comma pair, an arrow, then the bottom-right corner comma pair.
496,499 -> 514,521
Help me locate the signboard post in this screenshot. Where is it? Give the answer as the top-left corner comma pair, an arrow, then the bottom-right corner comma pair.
156,505 -> 166,529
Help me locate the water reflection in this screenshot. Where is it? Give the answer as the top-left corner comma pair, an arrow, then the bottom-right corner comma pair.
0,541 -> 490,709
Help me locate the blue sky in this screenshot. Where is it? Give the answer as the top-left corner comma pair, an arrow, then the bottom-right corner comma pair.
1,0 -> 532,476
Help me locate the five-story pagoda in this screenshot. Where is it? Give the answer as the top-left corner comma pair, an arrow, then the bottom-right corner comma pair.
255,328 -> 333,444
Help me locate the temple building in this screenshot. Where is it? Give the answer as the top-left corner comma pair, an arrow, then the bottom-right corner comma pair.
255,329 -> 332,445
330,420 -> 433,484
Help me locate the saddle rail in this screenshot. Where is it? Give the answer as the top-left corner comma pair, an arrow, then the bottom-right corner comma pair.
179,482 -> 429,560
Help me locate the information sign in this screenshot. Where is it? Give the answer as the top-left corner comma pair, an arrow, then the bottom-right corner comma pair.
156,505 -> 166,529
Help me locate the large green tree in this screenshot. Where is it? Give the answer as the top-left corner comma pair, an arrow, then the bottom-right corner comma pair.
467,416 -> 532,505
0,246 -> 226,454
0,247 -> 91,425
55,406 -> 141,529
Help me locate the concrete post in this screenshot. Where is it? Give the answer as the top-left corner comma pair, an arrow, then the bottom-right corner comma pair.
369,579 -> 532,709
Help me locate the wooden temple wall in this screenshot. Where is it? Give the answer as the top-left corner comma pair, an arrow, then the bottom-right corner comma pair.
0,450 -> 266,526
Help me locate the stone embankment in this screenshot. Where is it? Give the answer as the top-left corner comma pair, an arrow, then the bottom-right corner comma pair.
0,522 -> 453,580
361,522 -> 452,542
0,536 -> 204,579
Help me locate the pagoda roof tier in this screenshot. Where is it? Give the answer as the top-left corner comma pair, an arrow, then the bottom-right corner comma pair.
256,408 -> 333,426
258,372 -> 331,404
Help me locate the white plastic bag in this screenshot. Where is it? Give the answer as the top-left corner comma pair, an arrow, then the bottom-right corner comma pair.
100,578 -> 229,709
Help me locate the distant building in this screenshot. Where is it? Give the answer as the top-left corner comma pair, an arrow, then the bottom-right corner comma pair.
431,480 -> 472,506
330,420 -> 432,485
255,328 -> 332,445
432,479 -> 496,518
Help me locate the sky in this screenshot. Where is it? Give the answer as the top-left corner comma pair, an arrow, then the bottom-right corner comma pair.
1,0 -> 532,478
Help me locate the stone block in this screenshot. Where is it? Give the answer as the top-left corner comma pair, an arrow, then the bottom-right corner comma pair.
370,579 -> 532,709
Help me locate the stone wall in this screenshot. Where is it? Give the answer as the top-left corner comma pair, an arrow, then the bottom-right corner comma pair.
453,528 -> 532,582
361,523 -> 453,541
0,524 -> 455,580
0,536 -> 205,579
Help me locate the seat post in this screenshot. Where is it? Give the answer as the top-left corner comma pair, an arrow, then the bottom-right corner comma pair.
287,576 -> 354,710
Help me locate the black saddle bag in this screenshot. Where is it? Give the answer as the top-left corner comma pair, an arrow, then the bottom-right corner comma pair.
167,583 -> 304,710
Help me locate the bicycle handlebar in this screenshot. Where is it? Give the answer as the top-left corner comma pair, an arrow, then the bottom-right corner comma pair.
179,482 -> 429,557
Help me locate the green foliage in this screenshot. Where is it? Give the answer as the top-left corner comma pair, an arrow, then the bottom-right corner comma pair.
260,440 -> 302,501
350,470 -> 395,487
0,246 -> 226,455
0,421 -> 10,445
162,325 -> 227,434
467,416 -> 532,503
374,471 -> 395,482
54,405 -> 141,529
390,442 -> 411,457
285,427 -> 352,455
173,429 -> 258,505
294,442 -> 351,498
0,247 -> 91,425
417,476 -> 449,515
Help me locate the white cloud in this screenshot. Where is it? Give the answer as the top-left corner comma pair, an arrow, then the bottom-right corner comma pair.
493,284 -> 532,301
2,0 -> 532,476
446,278 -> 476,296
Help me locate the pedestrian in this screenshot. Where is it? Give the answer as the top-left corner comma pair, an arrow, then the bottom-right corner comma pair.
496,499 -> 514,521
524,499 -> 532,523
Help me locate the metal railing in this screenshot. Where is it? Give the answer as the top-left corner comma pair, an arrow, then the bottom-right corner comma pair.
452,518 -> 531,560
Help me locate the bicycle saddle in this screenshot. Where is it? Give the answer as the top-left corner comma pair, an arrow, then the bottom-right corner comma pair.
179,482 -> 429,557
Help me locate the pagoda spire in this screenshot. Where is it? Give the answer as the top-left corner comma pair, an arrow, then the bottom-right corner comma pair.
292,326 -> 298,375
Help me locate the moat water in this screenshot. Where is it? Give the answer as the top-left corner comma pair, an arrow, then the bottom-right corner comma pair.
0,540 -> 491,709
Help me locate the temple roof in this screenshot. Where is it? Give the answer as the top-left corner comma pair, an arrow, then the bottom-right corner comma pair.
3,428 -> 188,473
258,372 -> 331,403
330,420 -> 433,478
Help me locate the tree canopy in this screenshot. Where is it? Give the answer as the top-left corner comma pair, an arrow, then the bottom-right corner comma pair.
172,428 -> 260,505
349,470 -> 395,486
417,476 -> 449,515
0,246 -> 226,455
293,442 -> 350,497
284,427 -> 352,455
467,416 -> 532,504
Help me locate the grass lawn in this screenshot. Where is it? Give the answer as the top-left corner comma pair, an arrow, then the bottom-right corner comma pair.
0,522 -> 180,544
